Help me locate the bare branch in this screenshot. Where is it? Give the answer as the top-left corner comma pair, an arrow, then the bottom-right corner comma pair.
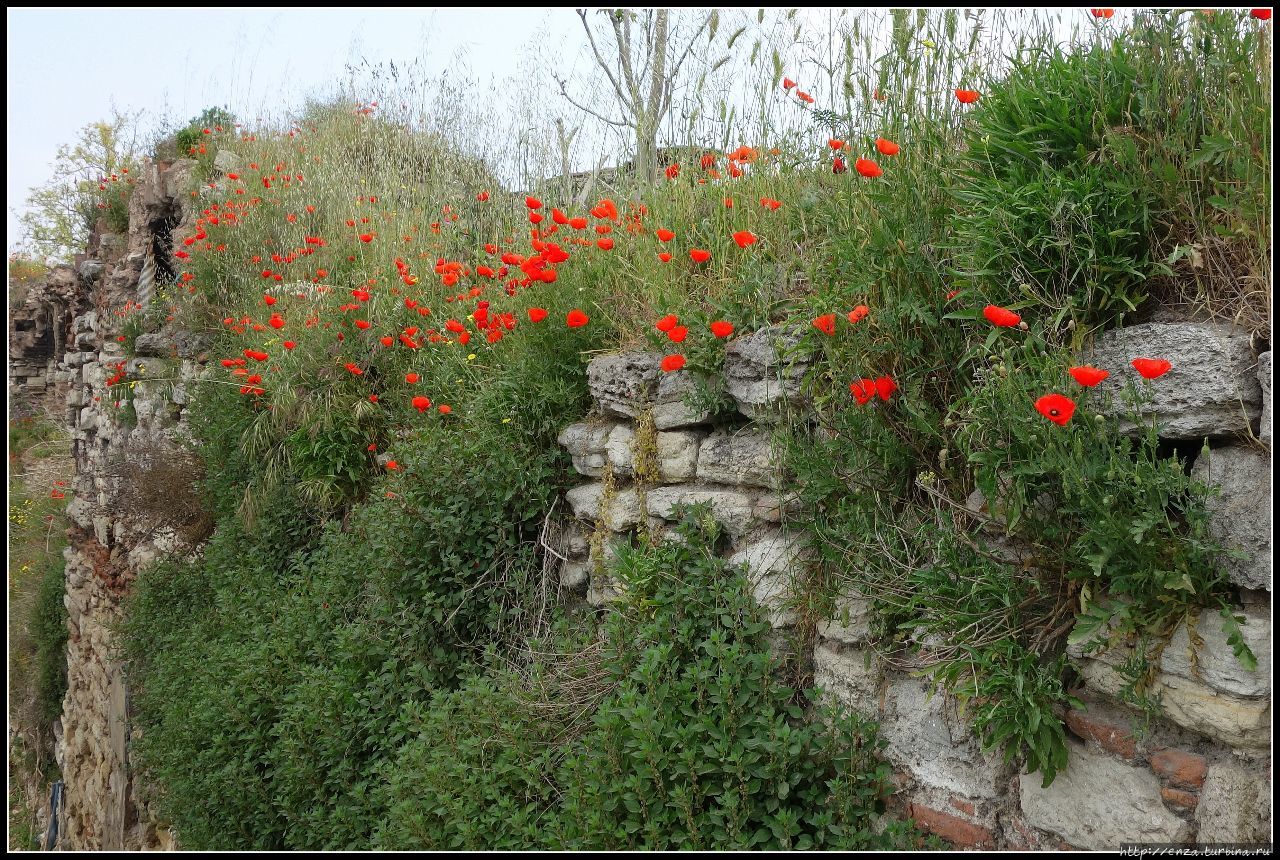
576,9 -> 633,110
609,10 -> 644,117
552,74 -> 633,129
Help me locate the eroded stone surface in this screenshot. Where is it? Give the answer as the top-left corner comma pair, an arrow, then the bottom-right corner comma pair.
645,485 -> 755,538
726,530 -> 806,627
696,426 -> 783,489
1195,760 -> 1272,843
1190,444 -> 1272,591
1084,322 -> 1261,439
1020,742 -> 1192,849
586,352 -> 711,428
724,324 -> 810,420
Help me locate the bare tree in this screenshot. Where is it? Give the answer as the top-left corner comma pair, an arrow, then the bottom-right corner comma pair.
555,9 -> 719,185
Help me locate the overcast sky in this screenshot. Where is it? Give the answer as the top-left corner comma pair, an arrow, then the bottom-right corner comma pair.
5,7 -> 589,253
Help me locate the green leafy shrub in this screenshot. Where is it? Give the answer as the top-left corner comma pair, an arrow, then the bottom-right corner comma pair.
378,507 -> 925,850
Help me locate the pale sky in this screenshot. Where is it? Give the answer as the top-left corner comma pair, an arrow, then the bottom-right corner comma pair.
5,7 -> 585,252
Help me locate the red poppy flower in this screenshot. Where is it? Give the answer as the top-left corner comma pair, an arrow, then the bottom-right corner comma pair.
710,320 -> 734,338
528,307 -> 548,322
665,163 -> 680,180
385,460 -> 399,470
847,305 -> 869,324
690,248 -> 711,263
264,294 -> 277,306
1090,9 -> 1115,19
955,89 -> 981,104
566,309 -> 589,328
658,252 -> 672,262
380,336 -> 394,347
655,314 -> 679,333
661,354 -> 686,372
1035,393 -> 1076,426
732,230 -> 757,248
597,238 -> 614,250
405,372 -> 419,384
476,190 -> 490,201
812,313 -> 837,336
569,217 -> 588,229
855,158 -> 883,178
525,196 -> 542,209
832,157 -> 847,174
875,376 -> 898,401
782,77 -> 796,90
849,378 -> 875,405
1131,358 -> 1172,380
354,319 -> 371,330
667,325 -> 688,343
412,395 -> 431,413
828,139 -> 846,150
359,233 -> 374,243
437,404 -> 451,414
656,229 -> 675,242
269,314 -> 285,329
344,362 -> 364,376
875,138 -> 900,156
1252,9 -> 1272,20
1068,365 -> 1110,387
983,305 -> 1021,327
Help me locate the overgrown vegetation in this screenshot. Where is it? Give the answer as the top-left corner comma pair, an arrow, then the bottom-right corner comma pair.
7,416 -> 73,850
81,6 -> 1268,849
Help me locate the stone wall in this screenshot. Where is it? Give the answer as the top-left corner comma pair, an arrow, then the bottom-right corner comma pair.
559,322 -> 1272,850
21,157 -> 207,851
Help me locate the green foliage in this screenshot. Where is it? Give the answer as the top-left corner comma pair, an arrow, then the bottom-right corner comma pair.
32,562 -> 69,724
18,111 -> 142,263
378,508 -> 924,851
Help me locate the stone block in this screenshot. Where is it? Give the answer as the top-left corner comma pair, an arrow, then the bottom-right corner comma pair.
695,426 -> 783,488
586,352 -> 711,429
604,424 -> 700,482
645,485 -> 755,538
1259,351 -> 1271,446
1195,760 -> 1272,843
812,643 -> 881,714
1084,322 -> 1261,439
1191,444 -> 1271,591
816,591 -> 873,646
723,324 -> 810,420
557,421 -> 615,477
726,530 -> 806,627
1019,741 -> 1192,849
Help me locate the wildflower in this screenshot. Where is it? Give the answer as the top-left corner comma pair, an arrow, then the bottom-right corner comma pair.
566,309 -> 589,328
1251,9 -> 1271,21
855,158 -> 882,178
849,378 -> 875,405
1131,358 -> 1172,380
875,138 -> 900,156
782,77 -> 796,90
656,229 -> 675,242
690,248 -> 711,263
732,230 -> 757,248
438,404 -> 452,414
875,376 -> 898,401
1035,393 -> 1076,426
812,313 -> 837,336
668,325 -> 689,343
655,314 -> 679,333
405,372 -> 419,384
1069,366 -> 1110,387
847,305 -> 869,324
359,233 -> 374,243
828,139 -> 846,150
983,305 -> 1021,327
710,320 -> 734,338
658,252 -> 672,262
528,307 -> 548,322
283,341 -> 296,350
833,157 -> 847,174
955,89 -> 981,104
665,163 -> 680,180
1090,9 -> 1115,19
661,354 -> 686,372
525,196 -> 542,209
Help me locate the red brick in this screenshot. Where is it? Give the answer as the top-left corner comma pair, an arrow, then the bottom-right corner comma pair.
949,797 -> 976,816
1064,708 -> 1137,759
1161,787 -> 1199,810
908,803 -> 995,849
1149,748 -> 1207,790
